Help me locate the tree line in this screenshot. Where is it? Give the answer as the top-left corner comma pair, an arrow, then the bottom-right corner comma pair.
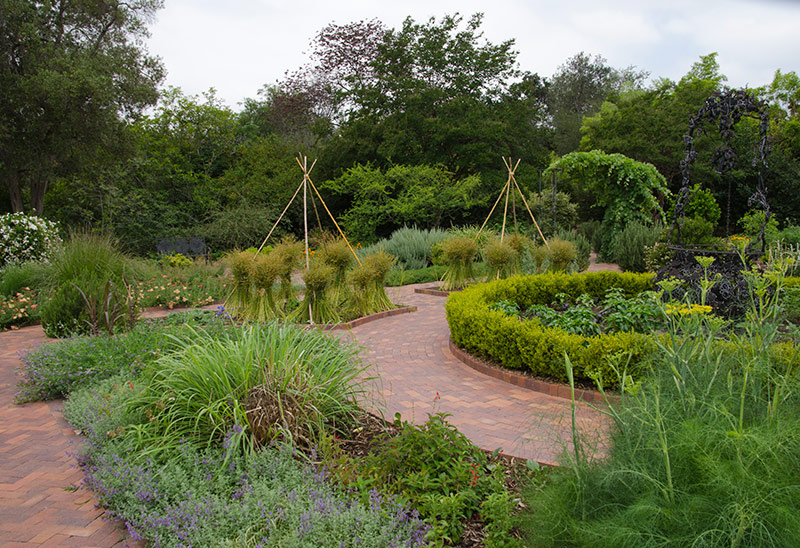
2,3 -> 799,254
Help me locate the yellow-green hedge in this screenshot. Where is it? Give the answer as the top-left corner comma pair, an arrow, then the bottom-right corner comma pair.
445,272 -> 657,385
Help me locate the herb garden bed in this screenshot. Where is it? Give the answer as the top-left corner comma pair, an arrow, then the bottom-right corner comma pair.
446,272 -> 657,386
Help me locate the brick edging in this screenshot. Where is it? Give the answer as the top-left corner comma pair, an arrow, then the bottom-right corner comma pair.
414,287 -> 450,297
448,338 -> 618,404
314,306 -> 418,330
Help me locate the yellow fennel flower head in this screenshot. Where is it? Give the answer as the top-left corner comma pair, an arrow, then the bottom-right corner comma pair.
695,255 -> 715,269
664,303 -> 713,316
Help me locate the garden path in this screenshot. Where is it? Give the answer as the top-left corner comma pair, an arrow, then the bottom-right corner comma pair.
0,325 -> 141,548
345,284 -> 608,466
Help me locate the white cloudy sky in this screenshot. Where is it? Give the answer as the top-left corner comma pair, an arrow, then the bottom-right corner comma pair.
145,0 -> 800,109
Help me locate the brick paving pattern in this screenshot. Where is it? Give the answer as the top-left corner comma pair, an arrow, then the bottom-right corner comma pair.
0,260 -> 616,546
0,326 -> 141,548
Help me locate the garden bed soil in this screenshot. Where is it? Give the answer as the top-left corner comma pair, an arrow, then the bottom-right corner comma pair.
449,339 -> 617,404
332,411 -> 534,548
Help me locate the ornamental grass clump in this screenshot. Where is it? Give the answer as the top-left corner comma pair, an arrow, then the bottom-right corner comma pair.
273,236 -> 304,304
126,323 -> 367,457
292,263 -> 339,324
317,238 -> 354,306
249,253 -> 281,322
226,249 -> 255,319
440,235 -> 478,290
39,231 -> 133,337
362,251 -> 395,312
347,251 -> 396,318
530,244 -> 549,273
547,238 -> 577,272
485,239 -> 519,280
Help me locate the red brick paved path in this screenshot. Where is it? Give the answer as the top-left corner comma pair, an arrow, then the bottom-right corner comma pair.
350,284 -> 607,465
0,326 -> 141,548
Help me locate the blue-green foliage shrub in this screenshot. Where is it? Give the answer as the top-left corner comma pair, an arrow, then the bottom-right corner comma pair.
0,212 -> 61,268
360,226 -> 449,270
610,222 -> 663,272
446,272 -> 657,385
64,377 -> 430,548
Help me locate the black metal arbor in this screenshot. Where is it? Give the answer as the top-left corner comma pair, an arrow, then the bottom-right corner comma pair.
669,88 -> 771,253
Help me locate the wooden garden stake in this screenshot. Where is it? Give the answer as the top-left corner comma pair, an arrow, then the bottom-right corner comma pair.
476,157 -> 549,249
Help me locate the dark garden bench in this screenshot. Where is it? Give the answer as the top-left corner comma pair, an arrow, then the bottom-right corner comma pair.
156,237 -> 209,261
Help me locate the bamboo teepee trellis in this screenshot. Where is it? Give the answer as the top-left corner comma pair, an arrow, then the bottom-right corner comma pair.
475,157 -> 549,249
248,154 -> 362,324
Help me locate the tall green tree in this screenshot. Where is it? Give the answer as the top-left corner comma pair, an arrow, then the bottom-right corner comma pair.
300,13 -> 552,181
580,54 -> 729,190
547,52 -> 647,155
0,0 -> 164,214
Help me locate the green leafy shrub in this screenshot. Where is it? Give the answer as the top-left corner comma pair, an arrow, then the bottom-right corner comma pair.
0,212 -> 61,267
528,191 -> 579,236
38,232 -> 133,337
162,253 -> 193,268
200,204 -> 287,252
323,413 -> 510,547
445,272 -> 657,385
547,238 -> 577,272
555,229 -> 590,272
322,164 -> 484,244
440,235 -> 479,290
610,222 -> 663,272
669,183 -> 721,225
739,209 -> 780,245
676,216 -> 716,245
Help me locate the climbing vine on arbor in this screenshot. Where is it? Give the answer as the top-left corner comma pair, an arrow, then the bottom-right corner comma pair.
547,150 -> 670,253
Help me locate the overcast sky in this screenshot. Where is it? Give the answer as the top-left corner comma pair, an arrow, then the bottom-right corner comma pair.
144,0 -> 800,109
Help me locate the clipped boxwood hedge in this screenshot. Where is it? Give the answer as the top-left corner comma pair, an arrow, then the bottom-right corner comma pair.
445,272 -> 657,386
